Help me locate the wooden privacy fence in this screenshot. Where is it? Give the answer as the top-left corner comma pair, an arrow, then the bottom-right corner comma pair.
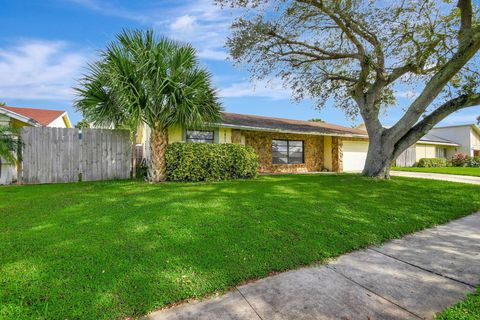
21,127 -> 132,184
395,145 -> 417,167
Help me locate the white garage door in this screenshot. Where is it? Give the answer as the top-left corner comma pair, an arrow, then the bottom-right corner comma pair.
342,141 -> 369,172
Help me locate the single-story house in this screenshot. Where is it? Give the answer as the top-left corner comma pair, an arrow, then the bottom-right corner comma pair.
0,105 -> 72,184
139,112 -> 477,173
0,106 -> 72,128
139,112 -> 369,173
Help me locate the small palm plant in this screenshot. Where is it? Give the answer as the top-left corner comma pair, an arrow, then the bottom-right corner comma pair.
75,29 -> 222,182
0,125 -> 22,165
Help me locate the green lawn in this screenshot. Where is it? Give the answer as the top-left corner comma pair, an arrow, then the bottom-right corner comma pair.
392,166 -> 480,176
437,289 -> 480,320
1,174 -> 480,319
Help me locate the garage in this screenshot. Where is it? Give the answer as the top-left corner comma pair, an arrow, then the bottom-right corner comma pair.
342,141 -> 369,172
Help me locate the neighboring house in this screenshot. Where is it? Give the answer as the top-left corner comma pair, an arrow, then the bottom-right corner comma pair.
430,124 -> 480,157
0,106 -> 72,184
0,106 -> 72,128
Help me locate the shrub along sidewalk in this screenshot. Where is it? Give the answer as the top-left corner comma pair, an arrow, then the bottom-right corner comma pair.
1,174 -> 480,319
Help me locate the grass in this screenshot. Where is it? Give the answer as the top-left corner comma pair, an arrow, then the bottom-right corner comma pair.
437,288 -> 480,320
1,174 -> 480,319
392,166 -> 480,177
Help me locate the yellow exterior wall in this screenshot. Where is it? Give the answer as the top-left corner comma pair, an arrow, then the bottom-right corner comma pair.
217,127 -> 232,144
415,144 -> 437,161
323,135 -> 332,171
10,118 -> 31,128
168,124 -> 183,143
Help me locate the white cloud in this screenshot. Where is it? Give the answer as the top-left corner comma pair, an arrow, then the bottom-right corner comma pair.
170,15 -> 197,32
68,0 -> 233,61
0,40 -> 87,100
219,79 -> 292,100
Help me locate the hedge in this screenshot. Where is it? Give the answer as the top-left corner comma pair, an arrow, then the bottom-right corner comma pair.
417,158 -> 448,168
166,142 -> 258,182
451,153 -> 480,167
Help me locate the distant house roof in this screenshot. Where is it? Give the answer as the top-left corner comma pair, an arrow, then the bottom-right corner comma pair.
219,112 -> 368,137
419,133 -> 460,146
0,106 -> 70,127
433,123 -> 480,136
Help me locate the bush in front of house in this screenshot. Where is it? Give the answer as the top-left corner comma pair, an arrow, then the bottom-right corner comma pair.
468,156 -> 480,167
417,158 -> 448,167
166,142 -> 258,182
451,153 -> 471,167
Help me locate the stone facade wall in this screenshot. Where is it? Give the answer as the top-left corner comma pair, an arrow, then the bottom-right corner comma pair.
232,129 -> 324,173
332,137 -> 343,172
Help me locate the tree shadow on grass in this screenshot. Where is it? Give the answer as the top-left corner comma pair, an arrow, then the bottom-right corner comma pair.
1,174 -> 479,319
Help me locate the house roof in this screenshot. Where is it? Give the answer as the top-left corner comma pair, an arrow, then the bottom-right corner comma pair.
433,123 -> 480,136
419,133 -> 460,146
0,106 -> 66,126
219,112 -> 368,137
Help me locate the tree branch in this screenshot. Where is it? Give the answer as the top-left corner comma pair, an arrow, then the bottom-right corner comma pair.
393,92 -> 480,158
458,0 -> 473,38
387,29 -> 480,141
266,30 -> 360,60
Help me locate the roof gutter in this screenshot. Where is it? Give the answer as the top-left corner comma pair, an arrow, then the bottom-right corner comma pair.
0,107 -> 40,127
416,140 -> 460,147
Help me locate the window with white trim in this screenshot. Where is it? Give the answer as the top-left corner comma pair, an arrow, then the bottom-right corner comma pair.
435,147 -> 447,158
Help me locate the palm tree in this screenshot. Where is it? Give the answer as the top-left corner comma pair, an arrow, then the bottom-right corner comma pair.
75,29 -> 222,182
0,125 -> 21,165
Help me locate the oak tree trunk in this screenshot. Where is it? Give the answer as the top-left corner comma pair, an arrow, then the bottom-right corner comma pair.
361,133 -> 395,179
148,127 -> 168,182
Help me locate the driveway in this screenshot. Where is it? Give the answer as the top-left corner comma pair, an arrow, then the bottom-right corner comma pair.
146,212 -> 480,320
391,170 -> 480,185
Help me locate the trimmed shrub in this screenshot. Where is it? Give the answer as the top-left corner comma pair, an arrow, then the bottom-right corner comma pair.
468,156 -> 480,167
417,158 -> 447,168
451,153 -> 470,167
166,142 -> 258,182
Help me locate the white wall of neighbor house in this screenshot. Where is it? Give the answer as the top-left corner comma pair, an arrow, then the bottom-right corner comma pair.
415,144 -> 436,161
430,126 -> 472,155
47,115 -> 68,128
471,130 -> 480,154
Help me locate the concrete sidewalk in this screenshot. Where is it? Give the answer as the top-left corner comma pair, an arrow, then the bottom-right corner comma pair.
147,213 -> 480,320
391,170 -> 480,185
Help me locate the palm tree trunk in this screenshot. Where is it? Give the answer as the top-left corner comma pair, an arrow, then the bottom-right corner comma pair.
148,127 -> 168,182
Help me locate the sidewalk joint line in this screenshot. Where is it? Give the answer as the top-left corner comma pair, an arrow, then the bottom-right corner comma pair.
326,265 -> 424,320
369,248 -> 476,289
235,287 -> 264,320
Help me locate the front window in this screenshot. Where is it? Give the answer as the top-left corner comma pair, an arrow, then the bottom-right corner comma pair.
186,130 -> 214,143
272,140 -> 304,164
436,147 -> 447,158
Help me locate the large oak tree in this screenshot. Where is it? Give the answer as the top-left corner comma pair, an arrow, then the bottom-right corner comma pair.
217,0 -> 480,178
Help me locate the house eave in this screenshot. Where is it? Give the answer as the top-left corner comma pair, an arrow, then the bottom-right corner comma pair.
416,141 -> 460,147
216,123 -> 369,139
0,107 -> 40,127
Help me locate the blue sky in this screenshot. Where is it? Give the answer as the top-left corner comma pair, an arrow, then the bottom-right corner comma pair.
1,0 -> 479,127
